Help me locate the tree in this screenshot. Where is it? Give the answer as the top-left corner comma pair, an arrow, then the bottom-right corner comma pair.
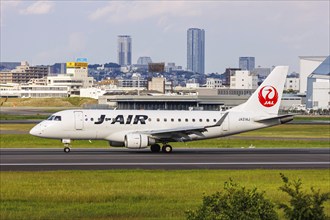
278,173 -> 330,220
186,179 -> 278,220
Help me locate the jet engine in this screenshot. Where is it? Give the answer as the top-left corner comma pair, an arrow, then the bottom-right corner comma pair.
124,133 -> 156,149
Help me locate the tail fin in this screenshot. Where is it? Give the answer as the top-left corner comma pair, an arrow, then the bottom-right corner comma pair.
231,66 -> 289,116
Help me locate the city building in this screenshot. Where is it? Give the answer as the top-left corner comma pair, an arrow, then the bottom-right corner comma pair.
280,95 -> 303,111
0,61 -> 48,84
165,62 -> 182,72
49,63 -> 66,74
186,82 -> 200,88
222,68 -> 241,86
206,78 -> 222,88
148,77 -> 166,93
0,83 -> 20,97
299,56 -> 327,94
306,56 -> 330,110
252,67 -> 271,79
137,56 -> 152,65
80,87 -> 107,99
47,61 -> 93,96
20,85 -> 69,98
0,82 -> 68,98
239,57 -> 255,71
230,70 -> 258,89
117,35 -> 132,66
117,78 -> 147,88
187,28 -> 205,74
284,77 -> 300,91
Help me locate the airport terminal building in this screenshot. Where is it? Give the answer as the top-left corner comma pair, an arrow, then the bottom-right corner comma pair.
98,88 -> 255,111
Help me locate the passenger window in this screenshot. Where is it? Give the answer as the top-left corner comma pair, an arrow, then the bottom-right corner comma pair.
148,118 -> 152,122
164,118 -> 167,122
171,118 -> 174,122
192,119 -> 195,122
199,119 -> 203,122
185,119 -> 188,122
157,118 -> 160,122
206,119 -> 210,122
213,119 -> 216,122
91,118 -> 94,121
178,119 -> 181,122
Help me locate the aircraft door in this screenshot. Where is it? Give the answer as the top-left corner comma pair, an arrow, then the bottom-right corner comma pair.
222,114 -> 229,131
74,111 -> 84,130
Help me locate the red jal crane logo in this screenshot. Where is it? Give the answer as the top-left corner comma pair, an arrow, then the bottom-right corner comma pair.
258,86 -> 278,107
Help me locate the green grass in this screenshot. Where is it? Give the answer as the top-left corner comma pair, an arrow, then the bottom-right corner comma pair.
1,170 -> 329,220
0,97 -> 97,107
0,114 -> 48,120
237,124 -> 330,139
0,124 -> 35,132
294,116 -> 330,121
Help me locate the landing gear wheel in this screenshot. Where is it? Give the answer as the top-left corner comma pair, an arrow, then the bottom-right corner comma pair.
150,144 -> 161,153
162,145 -> 172,153
64,147 -> 71,153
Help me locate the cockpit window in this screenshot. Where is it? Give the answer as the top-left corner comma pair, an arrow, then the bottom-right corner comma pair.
47,115 -> 55,120
47,115 -> 61,121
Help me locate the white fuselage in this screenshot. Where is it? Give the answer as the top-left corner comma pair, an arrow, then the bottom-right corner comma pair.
30,109 -> 276,144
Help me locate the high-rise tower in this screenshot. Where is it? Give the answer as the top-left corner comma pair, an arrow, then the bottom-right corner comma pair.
239,57 -> 255,71
117,35 -> 132,66
187,28 -> 205,74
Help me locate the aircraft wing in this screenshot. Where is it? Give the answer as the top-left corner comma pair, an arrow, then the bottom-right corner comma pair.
139,112 -> 228,142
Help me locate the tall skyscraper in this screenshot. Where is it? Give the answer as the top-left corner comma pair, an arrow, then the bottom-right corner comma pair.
117,35 -> 132,66
187,28 -> 205,74
239,57 -> 255,71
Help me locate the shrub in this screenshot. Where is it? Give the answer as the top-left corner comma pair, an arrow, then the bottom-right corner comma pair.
278,173 -> 330,220
186,179 -> 278,220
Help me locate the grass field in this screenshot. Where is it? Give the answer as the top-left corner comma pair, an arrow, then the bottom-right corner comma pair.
1,124 -> 329,149
0,97 -> 97,107
1,170 -> 329,220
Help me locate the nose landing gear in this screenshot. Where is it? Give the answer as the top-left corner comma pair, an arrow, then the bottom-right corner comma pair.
62,139 -> 71,153
64,146 -> 71,153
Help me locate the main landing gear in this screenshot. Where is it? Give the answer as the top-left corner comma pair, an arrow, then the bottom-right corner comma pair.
150,144 -> 173,153
62,139 -> 71,153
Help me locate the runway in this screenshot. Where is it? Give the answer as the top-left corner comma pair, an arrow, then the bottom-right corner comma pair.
1,148 -> 329,171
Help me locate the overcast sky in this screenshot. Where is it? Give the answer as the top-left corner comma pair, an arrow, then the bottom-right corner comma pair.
1,1 -> 329,73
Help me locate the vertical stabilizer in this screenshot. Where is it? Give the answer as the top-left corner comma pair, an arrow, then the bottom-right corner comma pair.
231,66 -> 289,116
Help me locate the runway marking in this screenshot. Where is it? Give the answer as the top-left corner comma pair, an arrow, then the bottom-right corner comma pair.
1,162 -> 329,166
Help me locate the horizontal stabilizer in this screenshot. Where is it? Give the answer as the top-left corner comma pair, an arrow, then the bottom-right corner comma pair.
254,114 -> 294,124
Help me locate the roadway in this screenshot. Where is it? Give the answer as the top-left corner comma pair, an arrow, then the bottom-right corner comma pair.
1,148 -> 329,171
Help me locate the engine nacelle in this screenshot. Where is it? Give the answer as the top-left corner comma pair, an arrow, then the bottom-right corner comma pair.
108,141 -> 124,147
124,133 -> 156,149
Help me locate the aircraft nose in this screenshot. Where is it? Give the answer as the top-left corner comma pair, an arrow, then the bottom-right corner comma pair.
29,125 -> 42,136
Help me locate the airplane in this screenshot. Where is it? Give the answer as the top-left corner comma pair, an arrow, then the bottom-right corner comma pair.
30,66 -> 293,153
